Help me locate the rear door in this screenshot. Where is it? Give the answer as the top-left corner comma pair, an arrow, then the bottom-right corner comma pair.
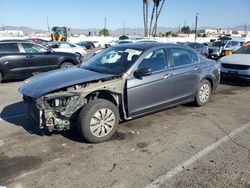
0,42 -> 30,78
127,48 -> 174,116
20,43 -> 58,74
170,48 -> 202,102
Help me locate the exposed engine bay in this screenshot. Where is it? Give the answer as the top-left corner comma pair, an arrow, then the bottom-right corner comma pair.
24,77 -> 125,131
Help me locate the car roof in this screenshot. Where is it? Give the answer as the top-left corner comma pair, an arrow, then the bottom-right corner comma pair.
0,39 -> 30,43
111,42 -> 193,51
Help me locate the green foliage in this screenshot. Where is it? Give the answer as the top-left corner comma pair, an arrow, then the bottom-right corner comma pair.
181,26 -> 190,34
99,28 -> 110,36
158,31 -> 179,37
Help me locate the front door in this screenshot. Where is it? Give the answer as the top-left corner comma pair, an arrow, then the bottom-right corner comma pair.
127,48 -> 174,117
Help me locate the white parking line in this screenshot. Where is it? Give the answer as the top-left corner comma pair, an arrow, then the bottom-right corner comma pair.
145,121 -> 250,188
0,113 -> 26,121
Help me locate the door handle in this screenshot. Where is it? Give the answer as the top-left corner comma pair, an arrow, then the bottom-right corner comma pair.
193,66 -> 200,71
164,73 -> 172,79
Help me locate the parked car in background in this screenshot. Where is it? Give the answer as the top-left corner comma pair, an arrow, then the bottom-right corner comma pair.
105,38 -> 157,48
47,42 -> 87,57
184,42 -> 209,57
28,38 -> 49,46
93,41 -> 101,48
77,41 -> 95,49
0,41 -> 81,82
220,45 -> 250,80
208,40 -> 241,59
19,43 -> 220,143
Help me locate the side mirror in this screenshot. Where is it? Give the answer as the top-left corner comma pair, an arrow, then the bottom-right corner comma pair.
134,68 -> 152,78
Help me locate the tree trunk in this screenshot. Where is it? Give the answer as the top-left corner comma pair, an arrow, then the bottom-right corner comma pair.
145,4 -> 149,37
143,1 -> 146,37
149,5 -> 156,36
152,0 -> 166,36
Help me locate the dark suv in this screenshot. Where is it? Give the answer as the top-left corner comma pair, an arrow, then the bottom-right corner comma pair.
19,43 -> 220,143
0,41 -> 82,82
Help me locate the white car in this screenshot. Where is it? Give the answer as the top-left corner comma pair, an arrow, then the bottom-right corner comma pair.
93,41 -> 101,48
105,38 -> 157,48
220,45 -> 250,80
47,42 -> 87,57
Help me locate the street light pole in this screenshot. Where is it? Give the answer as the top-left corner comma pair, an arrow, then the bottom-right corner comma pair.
104,17 -> 107,29
195,13 -> 199,42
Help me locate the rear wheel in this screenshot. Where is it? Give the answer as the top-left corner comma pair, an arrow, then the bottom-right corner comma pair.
60,62 -> 74,68
194,80 -> 211,106
77,99 -> 119,143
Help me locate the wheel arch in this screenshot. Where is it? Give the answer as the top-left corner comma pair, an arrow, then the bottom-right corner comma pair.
58,57 -> 77,66
83,90 -> 124,120
202,76 -> 214,91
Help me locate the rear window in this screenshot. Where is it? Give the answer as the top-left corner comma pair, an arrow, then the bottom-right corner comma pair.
0,43 -> 19,53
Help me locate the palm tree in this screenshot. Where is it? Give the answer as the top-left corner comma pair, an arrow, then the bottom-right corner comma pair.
149,3 -> 156,36
152,0 -> 166,36
143,0 -> 150,37
143,0 -> 146,36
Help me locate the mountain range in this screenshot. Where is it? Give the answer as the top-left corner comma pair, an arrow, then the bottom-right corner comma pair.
1,25 -> 249,36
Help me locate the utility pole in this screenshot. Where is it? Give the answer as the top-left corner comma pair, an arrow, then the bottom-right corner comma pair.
123,20 -> 126,35
194,13 -> 199,42
244,23 -> 247,35
47,17 -> 50,34
104,17 -> 107,29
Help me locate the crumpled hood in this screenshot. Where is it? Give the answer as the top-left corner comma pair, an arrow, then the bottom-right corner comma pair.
219,54 -> 250,66
19,67 -> 114,99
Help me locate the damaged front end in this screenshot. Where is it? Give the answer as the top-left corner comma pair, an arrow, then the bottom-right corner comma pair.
22,76 -> 125,132
25,91 -> 87,131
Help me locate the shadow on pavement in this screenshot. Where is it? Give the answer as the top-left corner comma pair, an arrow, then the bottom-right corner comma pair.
1,101 -> 87,143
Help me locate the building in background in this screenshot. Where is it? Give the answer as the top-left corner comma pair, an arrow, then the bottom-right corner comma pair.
0,30 -> 24,37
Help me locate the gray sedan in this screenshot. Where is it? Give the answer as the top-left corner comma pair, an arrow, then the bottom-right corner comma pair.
19,43 -> 220,143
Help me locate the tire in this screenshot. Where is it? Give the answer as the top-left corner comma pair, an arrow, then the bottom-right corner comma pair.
194,79 -> 211,107
77,99 -> 119,143
0,72 -> 3,83
60,62 -> 74,68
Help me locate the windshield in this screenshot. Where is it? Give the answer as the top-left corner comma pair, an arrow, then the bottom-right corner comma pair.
235,46 -> 250,54
81,47 -> 143,75
210,41 -> 225,47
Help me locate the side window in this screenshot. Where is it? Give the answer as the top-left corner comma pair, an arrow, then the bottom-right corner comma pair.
226,41 -> 233,47
0,43 -> 19,53
60,43 -> 71,48
171,48 -> 198,67
22,43 -> 47,53
138,49 -> 168,72
232,41 -> 239,46
50,44 -> 59,48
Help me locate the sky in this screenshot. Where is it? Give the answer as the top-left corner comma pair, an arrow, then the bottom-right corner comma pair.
0,0 -> 249,30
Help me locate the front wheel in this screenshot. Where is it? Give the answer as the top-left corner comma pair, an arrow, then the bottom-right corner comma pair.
194,80 -> 211,106
77,99 -> 119,143
60,62 -> 74,68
